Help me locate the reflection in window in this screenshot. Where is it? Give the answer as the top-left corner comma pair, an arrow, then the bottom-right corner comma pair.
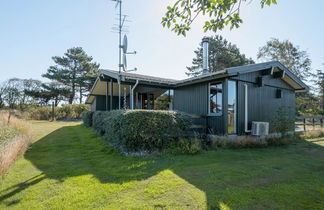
209,83 -> 223,114
228,80 -> 236,134
154,89 -> 174,110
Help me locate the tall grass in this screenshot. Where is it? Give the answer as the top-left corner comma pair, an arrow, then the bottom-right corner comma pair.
0,112 -> 31,176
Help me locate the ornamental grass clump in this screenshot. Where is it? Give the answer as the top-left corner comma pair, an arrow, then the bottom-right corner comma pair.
0,112 -> 31,176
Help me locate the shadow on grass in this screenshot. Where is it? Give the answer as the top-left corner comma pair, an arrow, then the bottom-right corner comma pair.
1,124 -> 324,209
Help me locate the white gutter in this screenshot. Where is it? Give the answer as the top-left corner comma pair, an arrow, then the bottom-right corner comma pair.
130,80 -> 139,109
244,84 -> 251,133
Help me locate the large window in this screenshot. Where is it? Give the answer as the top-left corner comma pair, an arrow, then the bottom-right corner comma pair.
228,80 -> 237,134
209,82 -> 223,115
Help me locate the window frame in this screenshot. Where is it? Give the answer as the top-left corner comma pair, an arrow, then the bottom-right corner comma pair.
208,81 -> 223,116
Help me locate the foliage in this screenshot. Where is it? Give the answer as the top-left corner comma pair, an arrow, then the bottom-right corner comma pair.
102,110 -> 191,153
169,137 -> 202,154
271,106 -> 295,134
257,38 -> 313,81
314,68 -> 324,111
25,82 -> 70,106
23,104 -> 90,120
42,47 -> 100,104
187,35 -> 254,76
0,78 -> 42,109
209,134 -> 295,149
82,111 -> 94,127
296,92 -> 322,116
92,111 -> 111,136
2,120 -> 323,209
162,0 -> 277,36
154,93 -> 172,110
57,104 -> 89,119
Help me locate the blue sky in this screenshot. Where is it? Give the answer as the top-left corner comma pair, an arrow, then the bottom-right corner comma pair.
0,0 -> 323,83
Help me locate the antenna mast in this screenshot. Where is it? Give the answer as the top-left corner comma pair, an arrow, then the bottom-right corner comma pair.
111,0 -> 137,109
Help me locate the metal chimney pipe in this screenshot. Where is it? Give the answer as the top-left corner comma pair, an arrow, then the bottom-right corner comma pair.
202,37 -> 209,75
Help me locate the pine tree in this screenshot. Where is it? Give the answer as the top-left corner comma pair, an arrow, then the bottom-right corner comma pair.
186,35 -> 254,77
42,47 -> 99,104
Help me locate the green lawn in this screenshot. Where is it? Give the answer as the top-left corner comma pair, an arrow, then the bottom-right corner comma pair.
0,121 -> 323,209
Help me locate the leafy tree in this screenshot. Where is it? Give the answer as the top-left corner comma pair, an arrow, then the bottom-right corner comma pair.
43,47 -> 99,104
2,78 -> 21,108
314,68 -> 324,111
162,0 -> 277,36
257,38 -> 317,115
296,92 -> 321,116
257,38 -> 313,81
0,82 -> 5,108
187,35 -> 254,77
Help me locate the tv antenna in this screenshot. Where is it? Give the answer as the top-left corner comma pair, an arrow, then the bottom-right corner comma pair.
111,0 -> 137,73
111,0 -> 137,109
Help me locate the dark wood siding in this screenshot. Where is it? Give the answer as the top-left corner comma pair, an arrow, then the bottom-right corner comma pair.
173,83 -> 208,115
93,96 -> 125,111
236,80 -> 295,134
174,80 -> 226,134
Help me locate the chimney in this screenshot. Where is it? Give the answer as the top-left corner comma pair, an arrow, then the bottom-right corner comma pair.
202,37 -> 209,75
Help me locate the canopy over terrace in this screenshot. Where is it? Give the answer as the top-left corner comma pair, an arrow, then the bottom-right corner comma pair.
85,69 -> 177,110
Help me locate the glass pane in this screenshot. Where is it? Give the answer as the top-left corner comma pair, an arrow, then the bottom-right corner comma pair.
228,80 -> 236,134
210,83 -> 222,114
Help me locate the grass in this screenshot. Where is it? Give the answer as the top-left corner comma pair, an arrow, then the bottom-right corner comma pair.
0,121 -> 323,209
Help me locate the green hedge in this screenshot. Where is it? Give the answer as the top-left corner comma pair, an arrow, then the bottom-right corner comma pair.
92,111 -> 111,136
82,111 -> 94,127
103,110 -> 191,152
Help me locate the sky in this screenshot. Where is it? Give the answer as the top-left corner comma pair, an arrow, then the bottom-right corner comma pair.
0,0 -> 323,84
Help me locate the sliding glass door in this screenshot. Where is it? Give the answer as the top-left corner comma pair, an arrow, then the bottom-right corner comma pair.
228,80 -> 237,134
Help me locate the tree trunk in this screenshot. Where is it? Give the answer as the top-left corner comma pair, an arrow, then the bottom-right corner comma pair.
79,86 -> 82,104
69,84 -> 75,104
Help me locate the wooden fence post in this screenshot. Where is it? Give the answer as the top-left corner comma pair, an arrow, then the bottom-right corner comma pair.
303,118 -> 306,131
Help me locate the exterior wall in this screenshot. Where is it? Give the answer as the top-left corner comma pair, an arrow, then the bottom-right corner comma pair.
91,95 -> 128,111
174,71 -> 296,135
173,81 -> 226,134
236,81 -> 295,135
233,70 -> 295,134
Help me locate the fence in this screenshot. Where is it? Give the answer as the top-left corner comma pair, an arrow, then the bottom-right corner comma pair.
295,116 -> 324,132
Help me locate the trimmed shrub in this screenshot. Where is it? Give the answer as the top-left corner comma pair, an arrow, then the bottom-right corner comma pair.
82,111 -> 94,127
92,111 -> 111,136
104,110 -> 191,152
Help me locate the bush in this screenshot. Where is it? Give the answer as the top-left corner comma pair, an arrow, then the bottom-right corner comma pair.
82,111 -> 94,127
169,137 -> 202,155
58,104 -> 90,119
26,106 -> 53,120
23,104 -> 90,120
103,110 -> 191,153
92,111 -> 111,136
